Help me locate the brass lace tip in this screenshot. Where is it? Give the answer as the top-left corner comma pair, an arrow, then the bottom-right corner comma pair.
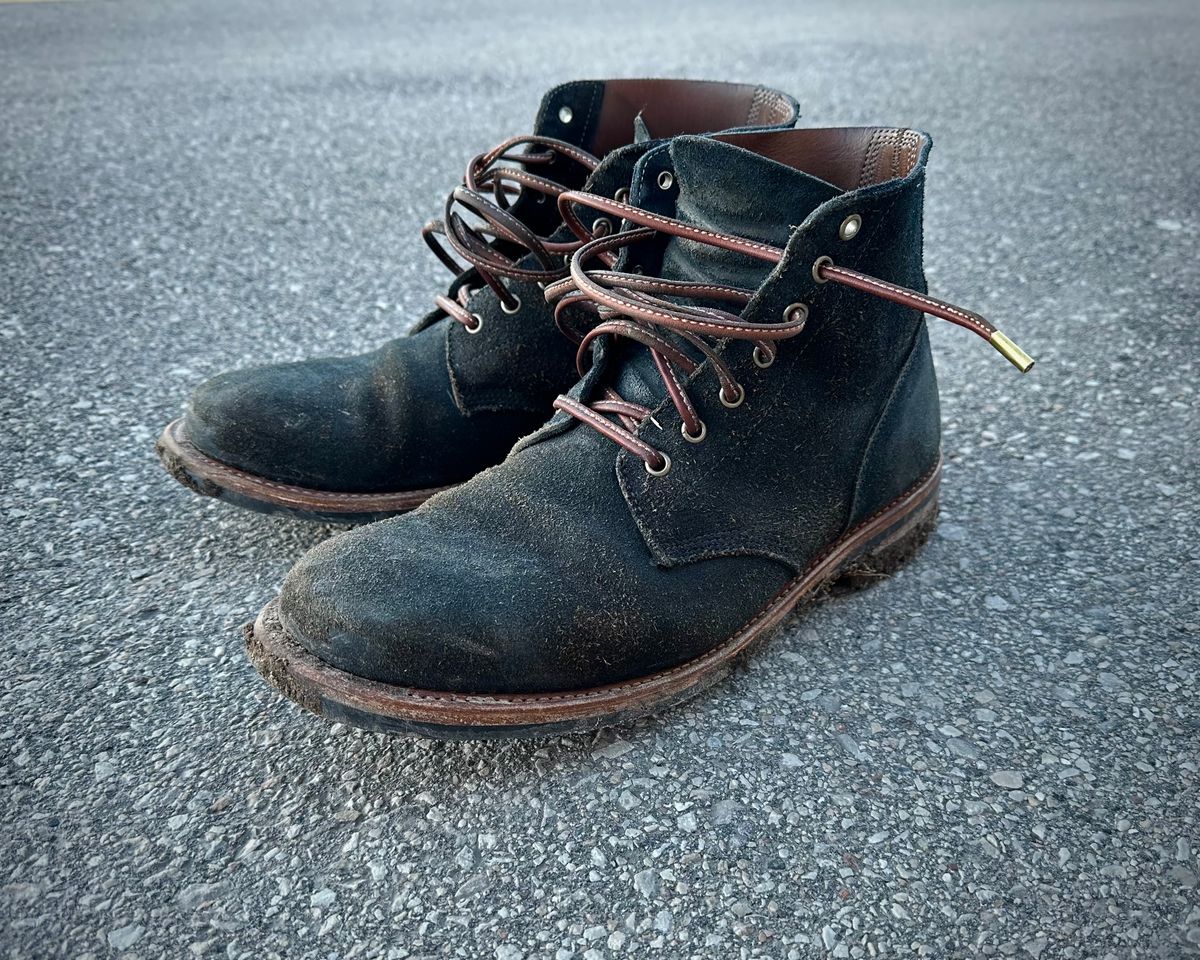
990,331 -> 1035,373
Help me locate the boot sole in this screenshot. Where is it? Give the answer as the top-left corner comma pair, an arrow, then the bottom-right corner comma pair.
245,458 -> 941,738
155,418 -> 453,524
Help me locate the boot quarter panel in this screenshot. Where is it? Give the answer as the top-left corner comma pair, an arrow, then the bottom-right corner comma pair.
617,158 -> 941,574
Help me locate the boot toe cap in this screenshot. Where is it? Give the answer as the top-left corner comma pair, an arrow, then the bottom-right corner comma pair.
277,519 -> 540,694
185,366 -> 311,481
183,353 -> 406,492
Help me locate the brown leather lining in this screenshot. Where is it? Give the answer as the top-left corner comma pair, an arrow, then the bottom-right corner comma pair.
712,127 -> 928,191
588,80 -> 797,157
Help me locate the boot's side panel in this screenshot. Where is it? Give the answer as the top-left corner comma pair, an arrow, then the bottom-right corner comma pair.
616,130 -> 936,572
847,321 -> 941,530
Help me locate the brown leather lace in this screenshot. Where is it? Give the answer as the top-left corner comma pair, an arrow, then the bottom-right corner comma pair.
545,190 -> 1034,474
421,135 -> 603,332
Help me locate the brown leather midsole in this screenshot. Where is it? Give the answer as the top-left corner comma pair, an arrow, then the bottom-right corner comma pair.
247,457 -> 942,728
157,418 -> 452,514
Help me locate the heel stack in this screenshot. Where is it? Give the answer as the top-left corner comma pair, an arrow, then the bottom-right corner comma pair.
832,497 -> 939,593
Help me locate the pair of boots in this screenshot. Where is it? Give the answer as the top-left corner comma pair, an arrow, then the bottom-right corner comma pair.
157,79 -> 1032,739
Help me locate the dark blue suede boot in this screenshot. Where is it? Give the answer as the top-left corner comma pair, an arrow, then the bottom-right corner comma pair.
246,126 -> 1034,737
156,80 -> 798,522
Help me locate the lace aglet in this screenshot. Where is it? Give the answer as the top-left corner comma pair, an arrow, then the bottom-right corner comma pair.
989,331 -> 1035,373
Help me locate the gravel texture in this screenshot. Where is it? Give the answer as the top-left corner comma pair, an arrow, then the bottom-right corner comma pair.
1,1 -> 1198,958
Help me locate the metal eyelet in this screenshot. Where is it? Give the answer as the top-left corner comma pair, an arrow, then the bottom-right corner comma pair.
839,214 -> 862,240
752,346 -> 775,369
719,384 -> 745,409
657,171 -> 674,191
614,187 -> 630,203
592,217 -> 612,237
783,302 -> 809,327
812,255 -> 833,283
465,315 -> 484,334
680,420 -> 707,444
501,295 -> 521,315
558,106 -> 574,124
645,452 -> 672,476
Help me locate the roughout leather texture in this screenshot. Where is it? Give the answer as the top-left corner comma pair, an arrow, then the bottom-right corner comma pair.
279,127 -> 945,695
183,80 -> 799,493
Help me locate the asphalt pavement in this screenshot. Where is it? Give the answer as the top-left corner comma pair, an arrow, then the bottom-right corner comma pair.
1,1 -> 1198,957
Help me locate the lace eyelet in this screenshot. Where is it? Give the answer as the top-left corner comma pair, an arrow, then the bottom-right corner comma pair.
592,217 -> 612,238
839,214 -> 862,240
465,314 -> 484,334
657,171 -> 674,191
500,295 -> 521,315
680,420 -> 707,444
752,346 -> 775,369
558,106 -> 574,124
784,302 -> 808,327
614,187 -> 630,203
719,384 -> 745,409
645,452 -> 672,476
813,255 -> 833,283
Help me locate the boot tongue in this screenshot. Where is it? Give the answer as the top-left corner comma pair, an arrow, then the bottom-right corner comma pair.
610,136 -> 842,406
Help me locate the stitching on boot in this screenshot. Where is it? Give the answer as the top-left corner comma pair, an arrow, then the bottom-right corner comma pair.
746,87 -> 767,126
351,459 -> 942,707
858,129 -> 886,188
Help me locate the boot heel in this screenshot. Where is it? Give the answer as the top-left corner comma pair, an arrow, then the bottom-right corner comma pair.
831,497 -> 939,593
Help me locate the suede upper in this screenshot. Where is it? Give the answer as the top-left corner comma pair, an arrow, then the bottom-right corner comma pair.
182,81 -> 799,493
279,128 -> 945,695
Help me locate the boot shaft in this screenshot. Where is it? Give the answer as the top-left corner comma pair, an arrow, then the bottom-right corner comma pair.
551,127 -> 955,568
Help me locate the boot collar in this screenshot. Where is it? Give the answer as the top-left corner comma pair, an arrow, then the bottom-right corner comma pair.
532,79 -> 799,155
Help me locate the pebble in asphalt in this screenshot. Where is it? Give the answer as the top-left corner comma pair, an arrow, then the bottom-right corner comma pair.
1,1 -> 1197,958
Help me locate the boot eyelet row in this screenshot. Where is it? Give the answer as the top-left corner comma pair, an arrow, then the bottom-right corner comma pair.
465,314 -> 485,334
752,346 -> 775,369
839,214 -> 862,240
681,420 -> 707,444
645,452 -> 672,477
719,384 -> 745,408
501,295 -> 521,315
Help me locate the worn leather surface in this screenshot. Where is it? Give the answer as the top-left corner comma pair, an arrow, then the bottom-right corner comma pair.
182,80 -> 799,493
280,127 -> 945,694
614,133 -> 938,569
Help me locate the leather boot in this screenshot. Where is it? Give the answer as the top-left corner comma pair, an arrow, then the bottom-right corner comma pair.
247,126 -> 1034,737
156,80 -> 798,522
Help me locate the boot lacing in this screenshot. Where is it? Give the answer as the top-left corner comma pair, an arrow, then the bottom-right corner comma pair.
422,136 -> 604,332
545,190 -> 1033,475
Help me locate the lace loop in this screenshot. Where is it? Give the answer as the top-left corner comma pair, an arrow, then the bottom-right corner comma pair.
422,135 -> 601,327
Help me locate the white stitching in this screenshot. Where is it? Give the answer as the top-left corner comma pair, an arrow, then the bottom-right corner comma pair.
833,268 -> 989,335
